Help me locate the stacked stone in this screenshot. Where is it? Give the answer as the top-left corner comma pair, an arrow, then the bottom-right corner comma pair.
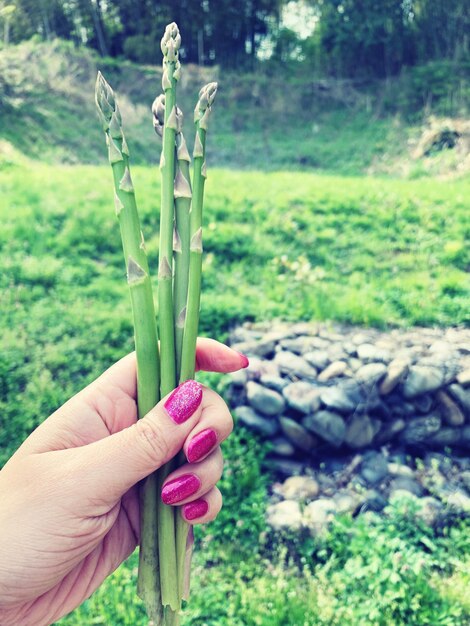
227,321 -> 470,474
265,452 -> 470,534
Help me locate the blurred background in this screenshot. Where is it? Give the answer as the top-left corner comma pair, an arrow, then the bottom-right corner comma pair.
0,1 -> 469,625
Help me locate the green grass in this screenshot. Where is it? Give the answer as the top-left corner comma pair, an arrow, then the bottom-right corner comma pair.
1,164 -> 469,464
1,161 -> 469,624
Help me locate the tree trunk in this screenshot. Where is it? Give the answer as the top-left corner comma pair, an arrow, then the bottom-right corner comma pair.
90,0 -> 108,57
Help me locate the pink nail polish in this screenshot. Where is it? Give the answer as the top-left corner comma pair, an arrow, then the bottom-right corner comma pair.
237,352 -> 250,368
161,473 -> 201,504
183,499 -> 209,521
187,428 -> 218,463
164,380 -> 203,424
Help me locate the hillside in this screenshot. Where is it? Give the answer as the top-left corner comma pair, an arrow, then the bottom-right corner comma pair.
1,40 -> 468,176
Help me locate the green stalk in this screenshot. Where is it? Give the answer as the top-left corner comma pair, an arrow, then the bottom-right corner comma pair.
179,82 -> 217,383
152,93 -> 192,382
156,22 -> 181,614
95,73 -> 162,623
173,129 -> 192,381
177,82 -> 217,601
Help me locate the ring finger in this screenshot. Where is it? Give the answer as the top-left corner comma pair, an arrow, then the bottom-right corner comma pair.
161,447 -> 224,506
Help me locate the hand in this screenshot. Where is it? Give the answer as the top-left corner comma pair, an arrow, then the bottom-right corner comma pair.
0,339 -> 246,626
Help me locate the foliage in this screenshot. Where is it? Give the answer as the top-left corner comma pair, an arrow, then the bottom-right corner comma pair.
58,491 -> 470,625
2,0 -> 469,77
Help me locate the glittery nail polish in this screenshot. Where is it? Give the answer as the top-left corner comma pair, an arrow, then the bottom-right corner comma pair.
161,473 -> 201,504
237,352 -> 250,368
186,428 -> 218,463
183,499 -> 209,521
164,380 -> 203,424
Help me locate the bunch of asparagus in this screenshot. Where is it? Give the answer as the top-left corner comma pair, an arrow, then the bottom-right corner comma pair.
95,22 -> 216,625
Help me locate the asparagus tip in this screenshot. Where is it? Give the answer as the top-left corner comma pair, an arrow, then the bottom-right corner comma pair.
161,22 -> 181,58
152,93 -> 165,136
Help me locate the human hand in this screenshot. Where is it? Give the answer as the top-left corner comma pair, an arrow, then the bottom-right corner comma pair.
0,339 -> 246,626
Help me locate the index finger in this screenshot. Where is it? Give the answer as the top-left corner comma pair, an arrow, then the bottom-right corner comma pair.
97,338 -> 248,399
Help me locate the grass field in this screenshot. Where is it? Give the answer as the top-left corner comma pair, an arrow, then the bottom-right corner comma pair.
1,159 -> 469,624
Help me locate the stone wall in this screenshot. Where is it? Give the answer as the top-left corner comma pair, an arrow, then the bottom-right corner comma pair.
227,322 -> 470,474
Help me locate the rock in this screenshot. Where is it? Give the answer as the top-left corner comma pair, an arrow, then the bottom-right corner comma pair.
342,342 -> 357,356
447,491 -> 470,513
348,357 -> 363,372
429,428 -> 461,446
448,384 -> 470,414
356,362 -> 387,386
232,337 -> 276,358
234,406 -> 279,437
318,361 -> 348,382
320,380 -> 363,413
401,415 -> 441,444
260,374 -> 289,393
292,322 -> 319,336
429,340 -> 455,355
270,437 -> 296,457
388,396 -> 416,417
352,332 -> 371,345
380,358 -> 410,395
266,500 -> 303,531
413,394 -> 434,414
456,369 -> 470,387
279,417 -> 317,452
334,491 -> 360,514
269,458 -> 305,476
442,359 -> 462,384
345,415 -> 381,449
357,343 -> 391,363
302,410 -> 346,447
229,369 -> 248,387
462,426 -> 470,447
246,381 -> 286,416
274,351 -> 317,380
372,401 -> 392,420
277,476 -> 320,500
415,497 -> 443,527
437,390 -> 465,425
303,350 -> 330,370
374,419 -> 406,445
360,451 -> 389,485
358,490 -> 388,513
389,477 -> 423,497
310,336 -> 331,349
388,462 -> 414,477
403,366 -> 444,398
279,336 -> 312,355
244,356 -> 262,381
303,498 -> 337,536
283,381 -> 322,414
460,470 -> 470,492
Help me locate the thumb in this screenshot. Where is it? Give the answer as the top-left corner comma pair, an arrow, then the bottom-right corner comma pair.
72,380 -> 204,503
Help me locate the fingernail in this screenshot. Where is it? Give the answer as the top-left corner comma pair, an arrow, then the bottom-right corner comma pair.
164,380 -> 203,424
237,352 -> 249,368
187,428 -> 218,463
183,499 -> 209,520
161,473 -> 201,504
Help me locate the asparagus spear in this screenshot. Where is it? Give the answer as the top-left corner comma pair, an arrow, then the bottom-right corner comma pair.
156,21 -> 181,614
176,82 -> 217,601
179,82 -> 218,383
95,72 -> 163,623
152,93 -> 192,382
